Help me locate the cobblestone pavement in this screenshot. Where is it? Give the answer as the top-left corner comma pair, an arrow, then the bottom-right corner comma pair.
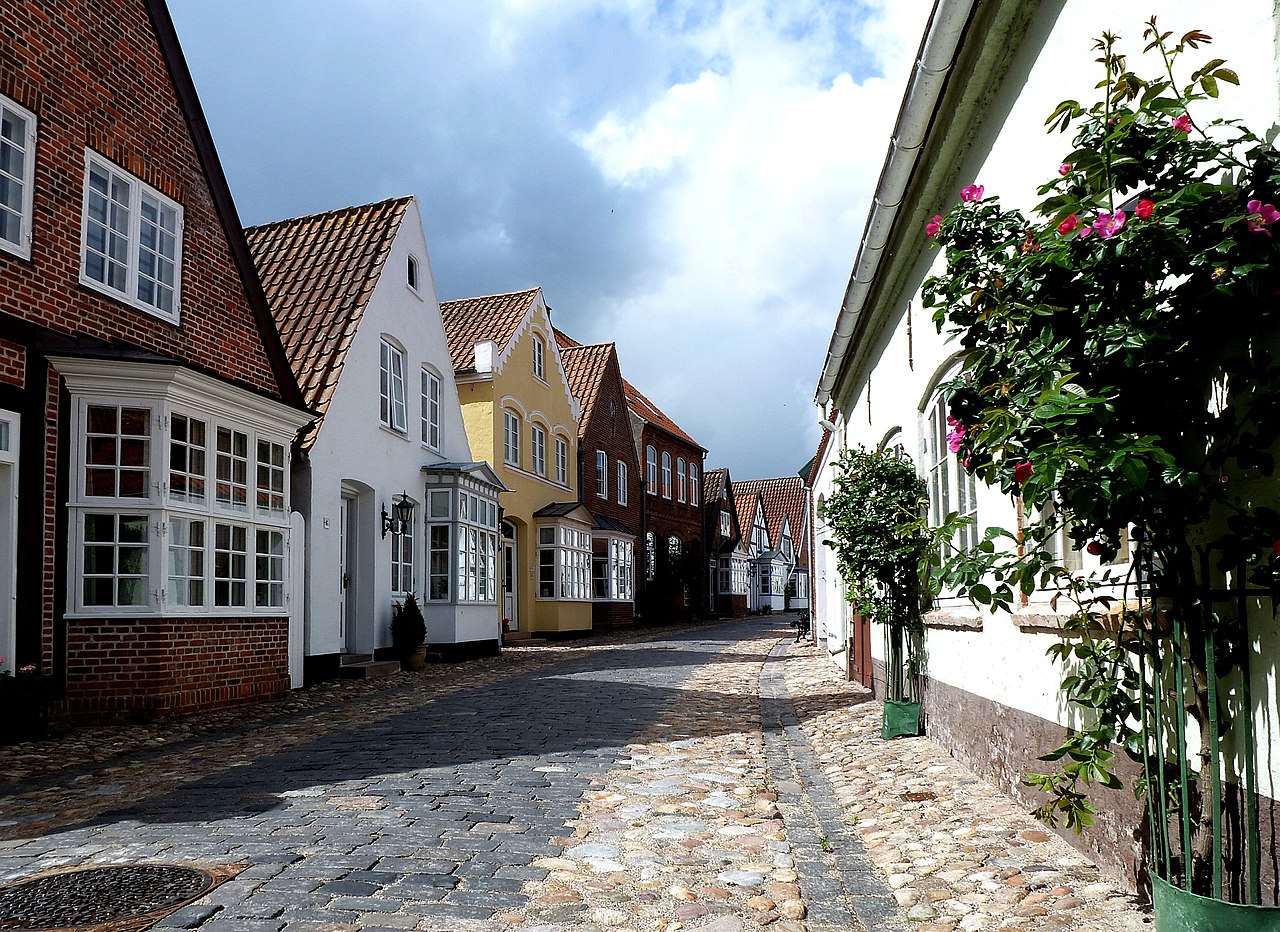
0,618 -> 1153,931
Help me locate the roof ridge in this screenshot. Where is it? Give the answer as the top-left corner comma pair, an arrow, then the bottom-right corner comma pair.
245,195 -> 414,234
440,285 -> 542,305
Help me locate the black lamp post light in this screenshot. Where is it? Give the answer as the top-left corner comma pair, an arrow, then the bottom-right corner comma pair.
381,491 -> 415,538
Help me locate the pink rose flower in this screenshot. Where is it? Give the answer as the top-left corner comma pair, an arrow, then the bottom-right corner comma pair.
1078,225 -> 1093,239
1058,163 -> 1073,176
1057,214 -> 1080,235
925,214 -> 943,237
1135,199 -> 1154,220
1171,114 -> 1193,133
960,184 -> 985,203
1013,461 -> 1033,484
1245,199 -> 1280,236
1092,210 -> 1126,240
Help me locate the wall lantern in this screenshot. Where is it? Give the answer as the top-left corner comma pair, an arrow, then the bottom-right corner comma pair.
381,491 -> 415,538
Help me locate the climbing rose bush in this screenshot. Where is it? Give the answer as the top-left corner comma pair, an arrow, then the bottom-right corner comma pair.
919,19 -> 1280,878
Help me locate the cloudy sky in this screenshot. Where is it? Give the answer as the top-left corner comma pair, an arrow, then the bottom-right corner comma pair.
168,0 -> 932,480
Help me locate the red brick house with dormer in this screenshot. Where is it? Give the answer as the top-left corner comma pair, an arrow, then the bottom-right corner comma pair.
555,330 -> 641,629
625,381 -> 706,622
0,0 -> 312,726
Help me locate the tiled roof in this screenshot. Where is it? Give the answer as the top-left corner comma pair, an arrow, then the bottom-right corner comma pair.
733,476 -> 808,556
733,487 -> 760,548
439,287 -> 542,371
558,340 -> 615,435
807,429 -> 831,487
703,467 -> 726,503
245,196 -> 411,432
554,328 -> 581,351
623,379 -> 704,451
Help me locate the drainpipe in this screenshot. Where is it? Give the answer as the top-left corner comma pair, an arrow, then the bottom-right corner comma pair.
816,0 -> 977,407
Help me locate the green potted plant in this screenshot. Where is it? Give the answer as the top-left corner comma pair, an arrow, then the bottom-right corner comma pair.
0,661 -> 49,744
391,593 -> 427,671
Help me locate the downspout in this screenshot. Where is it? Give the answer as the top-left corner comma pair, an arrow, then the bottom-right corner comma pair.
816,0 -> 977,406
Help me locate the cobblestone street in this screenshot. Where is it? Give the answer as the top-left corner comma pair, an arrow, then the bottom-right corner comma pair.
0,618 -> 1151,931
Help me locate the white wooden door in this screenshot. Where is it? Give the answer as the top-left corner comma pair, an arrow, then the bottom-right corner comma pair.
339,496 -> 351,652
0,408 -> 16,673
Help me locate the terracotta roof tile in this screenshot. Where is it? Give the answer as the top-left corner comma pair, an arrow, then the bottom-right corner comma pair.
623,378 -> 704,451
703,467 -> 726,502
558,340 -> 615,436
245,196 -> 411,438
439,288 -> 542,371
807,429 -> 831,487
733,476 -> 808,557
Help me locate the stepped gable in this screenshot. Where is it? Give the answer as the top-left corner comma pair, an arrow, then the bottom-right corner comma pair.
439,287 -> 542,371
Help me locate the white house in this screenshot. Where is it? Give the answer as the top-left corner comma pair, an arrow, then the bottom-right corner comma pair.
812,0 -> 1280,884
247,196 -> 505,681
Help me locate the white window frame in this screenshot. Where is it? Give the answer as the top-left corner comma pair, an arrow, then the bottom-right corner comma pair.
407,254 -> 420,293
0,95 -> 37,260
677,457 -> 687,502
426,486 -> 499,605
689,463 -> 699,506
555,436 -> 569,485
591,534 -> 634,602
646,445 -> 657,495
661,452 -> 672,499
80,151 -> 183,322
380,340 -> 408,433
421,368 -> 441,450
596,449 -> 608,498
533,335 -> 546,381
617,461 -> 628,506
58,359 -> 305,619
925,391 -> 979,559
391,505 -> 416,595
537,522 -> 592,601
532,424 -> 548,477
504,411 -> 521,466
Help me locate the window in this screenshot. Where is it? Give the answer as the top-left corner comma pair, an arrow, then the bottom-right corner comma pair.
689,464 -> 699,506
532,424 -> 548,477
677,458 -> 686,502
60,361 -> 302,618
646,445 -> 657,495
407,254 -> 419,292
421,369 -> 441,450
380,341 -> 407,433
537,523 -> 591,600
661,452 -> 672,499
215,426 -> 248,511
555,437 -> 568,485
596,450 -> 607,498
427,487 -> 498,604
617,461 -> 628,506
81,152 -> 182,321
926,393 -> 979,556
0,96 -> 36,259
719,511 -> 731,538
645,532 -> 656,581
533,335 -> 546,380
504,411 -> 521,466
391,507 -> 415,594
592,536 -> 634,601
256,440 -> 285,516
83,513 -> 149,607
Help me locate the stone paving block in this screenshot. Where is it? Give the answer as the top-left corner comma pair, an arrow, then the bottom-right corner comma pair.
327,896 -> 403,912
199,921 -> 286,932
154,904 -> 223,928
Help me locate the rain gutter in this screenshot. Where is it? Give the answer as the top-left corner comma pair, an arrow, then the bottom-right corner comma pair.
815,0 -> 978,407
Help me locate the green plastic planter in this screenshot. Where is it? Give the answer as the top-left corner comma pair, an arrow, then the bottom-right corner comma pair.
1151,871 -> 1280,931
881,699 -> 921,739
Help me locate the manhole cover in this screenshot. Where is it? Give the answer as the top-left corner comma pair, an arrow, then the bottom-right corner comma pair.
0,864 -> 215,930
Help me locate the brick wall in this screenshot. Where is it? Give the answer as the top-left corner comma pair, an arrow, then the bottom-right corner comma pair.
0,0 -> 280,397
62,616 -> 290,719
0,339 -> 23,387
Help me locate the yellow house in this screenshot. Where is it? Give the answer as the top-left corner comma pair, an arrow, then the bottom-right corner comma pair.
440,288 -> 592,635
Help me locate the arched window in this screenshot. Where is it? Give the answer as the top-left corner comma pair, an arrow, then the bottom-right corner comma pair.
661,452 -> 672,498
503,410 -> 521,466
531,422 -> 547,476
676,458 -> 686,502
924,391 -> 978,553
689,463 -> 699,506
646,445 -> 657,494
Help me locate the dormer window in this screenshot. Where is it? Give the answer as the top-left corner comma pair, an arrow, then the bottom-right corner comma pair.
533,335 -> 546,380
407,254 -> 419,292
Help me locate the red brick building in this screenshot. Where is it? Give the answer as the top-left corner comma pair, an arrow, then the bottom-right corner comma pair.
556,332 -> 641,629
624,381 -> 706,622
0,0 -> 310,725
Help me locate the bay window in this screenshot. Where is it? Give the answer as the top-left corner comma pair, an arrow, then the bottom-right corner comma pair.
591,535 -> 634,601
424,485 -> 499,604
537,523 -> 591,600
58,359 -> 307,618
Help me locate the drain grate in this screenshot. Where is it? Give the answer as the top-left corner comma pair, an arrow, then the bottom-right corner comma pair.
0,864 -> 215,930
